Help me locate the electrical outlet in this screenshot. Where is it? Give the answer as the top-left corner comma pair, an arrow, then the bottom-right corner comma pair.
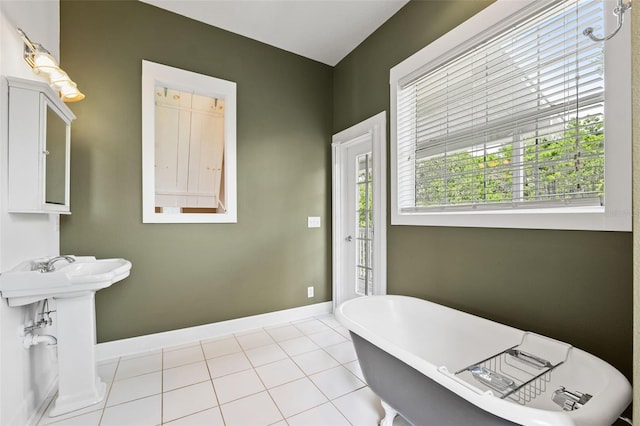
307,286 -> 314,298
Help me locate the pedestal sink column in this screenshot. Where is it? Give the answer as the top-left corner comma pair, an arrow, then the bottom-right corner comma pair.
49,292 -> 106,417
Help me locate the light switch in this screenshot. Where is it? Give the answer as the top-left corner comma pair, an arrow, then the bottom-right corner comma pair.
307,216 -> 321,228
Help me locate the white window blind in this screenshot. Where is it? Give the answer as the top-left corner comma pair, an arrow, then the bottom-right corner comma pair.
396,0 -> 605,213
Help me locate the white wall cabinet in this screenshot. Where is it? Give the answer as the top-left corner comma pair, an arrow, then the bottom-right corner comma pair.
6,77 -> 75,214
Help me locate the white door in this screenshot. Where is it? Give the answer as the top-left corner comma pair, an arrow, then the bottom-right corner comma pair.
332,112 -> 387,309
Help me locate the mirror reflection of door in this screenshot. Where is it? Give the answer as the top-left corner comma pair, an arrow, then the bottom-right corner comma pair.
45,105 -> 68,205
154,86 -> 225,214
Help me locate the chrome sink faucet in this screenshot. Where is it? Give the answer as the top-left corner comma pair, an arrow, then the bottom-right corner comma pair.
32,255 -> 76,273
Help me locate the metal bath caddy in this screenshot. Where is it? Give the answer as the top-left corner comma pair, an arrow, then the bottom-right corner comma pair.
455,341 -> 567,405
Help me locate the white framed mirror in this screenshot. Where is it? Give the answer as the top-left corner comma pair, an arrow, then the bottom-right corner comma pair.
45,102 -> 70,206
142,60 -> 237,223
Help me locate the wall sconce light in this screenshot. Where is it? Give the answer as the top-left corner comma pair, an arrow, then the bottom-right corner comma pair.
16,28 -> 85,102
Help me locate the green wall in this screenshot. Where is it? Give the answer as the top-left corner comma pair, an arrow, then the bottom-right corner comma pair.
60,1 -> 333,342
60,0 -> 632,381
334,0 -> 632,379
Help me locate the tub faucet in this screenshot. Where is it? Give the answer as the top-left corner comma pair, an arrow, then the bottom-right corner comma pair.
33,255 -> 76,273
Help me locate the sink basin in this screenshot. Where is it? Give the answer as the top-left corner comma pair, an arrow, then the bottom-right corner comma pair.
0,256 -> 131,306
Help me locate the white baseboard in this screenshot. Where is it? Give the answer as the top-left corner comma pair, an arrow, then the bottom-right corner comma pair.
10,387 -> 35,426
10,372 -> 57,426
27,377 -> 58,426
96,302 -> 333,361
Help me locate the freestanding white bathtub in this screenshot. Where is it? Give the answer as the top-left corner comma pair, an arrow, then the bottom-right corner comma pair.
335,295 -> 632,426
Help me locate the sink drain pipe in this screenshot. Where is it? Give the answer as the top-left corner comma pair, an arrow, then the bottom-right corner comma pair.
20,299 -> 57,349
23,333 -> 57,349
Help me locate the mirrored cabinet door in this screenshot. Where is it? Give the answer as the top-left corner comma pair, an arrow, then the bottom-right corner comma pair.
44,102 -> 70,206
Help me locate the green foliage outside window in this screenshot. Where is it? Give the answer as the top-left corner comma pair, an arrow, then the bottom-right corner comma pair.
415,117 -> 604,207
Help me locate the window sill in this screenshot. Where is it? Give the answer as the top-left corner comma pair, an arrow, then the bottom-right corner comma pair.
391,206 -> 631,231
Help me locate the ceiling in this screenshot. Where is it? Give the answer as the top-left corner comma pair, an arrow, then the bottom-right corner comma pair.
140,0 -> 409,66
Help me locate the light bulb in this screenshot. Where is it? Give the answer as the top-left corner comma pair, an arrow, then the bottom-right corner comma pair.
59,81 -> 85,102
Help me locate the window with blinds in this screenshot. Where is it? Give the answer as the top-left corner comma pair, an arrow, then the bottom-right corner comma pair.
396,0 -> 605,213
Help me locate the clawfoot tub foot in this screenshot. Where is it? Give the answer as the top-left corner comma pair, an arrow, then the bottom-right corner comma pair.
380,400 -> 398,426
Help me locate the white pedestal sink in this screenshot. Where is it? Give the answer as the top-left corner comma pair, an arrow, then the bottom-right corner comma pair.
0,256 -> 132,417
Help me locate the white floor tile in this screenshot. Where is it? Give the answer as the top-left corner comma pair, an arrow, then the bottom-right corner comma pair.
244,343 -> 288,367
335,326 -> 352,340
163,361 -> 210,392
332,387 -> 384,426
107,371 -> 161,407
101,394 -> 161,426
309,366 -> 365,399
39,316 -> 388,426
292,319 -> 330,335
268,378 -> 327,418
292,349 -> 340,375
235,330 -> 274,350
344,360 -> 366,382
163,345 -> 204,369
255,358 -> 305,389
40,410 -> 102,426
115,352 -> 163,380
278,336 -> 319,357
163,381 -> 218,423
315,314 -> 342,329
324,341 -> 358,364
219,391 -> 283,426
206,352 -> 252,378
212,369 -> 265,404
265,324 -> 303,342
97,360 -> 119,384
286,402 -> 350,426
162,407 -> 224,425
202,337 -> 242,359
307,329 -> 348,348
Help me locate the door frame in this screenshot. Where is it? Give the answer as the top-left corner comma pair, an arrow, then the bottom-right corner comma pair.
331,111 -> 387,310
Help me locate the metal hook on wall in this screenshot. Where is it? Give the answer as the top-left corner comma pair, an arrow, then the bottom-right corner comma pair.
583,0 -> 632,42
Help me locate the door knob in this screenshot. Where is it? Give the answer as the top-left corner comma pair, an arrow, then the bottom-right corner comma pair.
345,236 -> 353,242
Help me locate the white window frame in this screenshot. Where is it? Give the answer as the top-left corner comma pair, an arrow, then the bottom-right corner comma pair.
390,0 -> 631,231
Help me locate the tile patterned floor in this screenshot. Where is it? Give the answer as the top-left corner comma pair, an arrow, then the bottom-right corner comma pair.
36,314 -> 409,426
